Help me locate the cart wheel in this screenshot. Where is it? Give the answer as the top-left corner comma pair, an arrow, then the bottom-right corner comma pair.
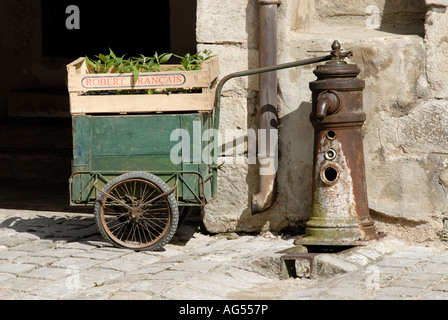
94,172 -> 179,251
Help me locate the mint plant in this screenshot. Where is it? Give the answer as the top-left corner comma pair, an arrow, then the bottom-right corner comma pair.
84,49 -> 214,95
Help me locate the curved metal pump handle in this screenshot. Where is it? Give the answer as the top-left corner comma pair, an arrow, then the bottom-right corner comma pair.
213,54 -> 333,131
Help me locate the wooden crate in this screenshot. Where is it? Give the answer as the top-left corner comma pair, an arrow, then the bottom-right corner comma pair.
66,56 -> 219,114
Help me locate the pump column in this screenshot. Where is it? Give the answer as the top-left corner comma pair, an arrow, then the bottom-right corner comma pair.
296,40 -> 383,247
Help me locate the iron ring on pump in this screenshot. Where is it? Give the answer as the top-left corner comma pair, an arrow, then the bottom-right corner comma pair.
320,162 -> 341,186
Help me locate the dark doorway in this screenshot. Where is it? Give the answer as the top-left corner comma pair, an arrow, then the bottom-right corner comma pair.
41,0 -> 171,58
0,0 -> 197,213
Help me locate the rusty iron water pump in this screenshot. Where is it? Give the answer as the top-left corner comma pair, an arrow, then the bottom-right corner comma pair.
295,40 -> 383,247
215,40 -> 383,247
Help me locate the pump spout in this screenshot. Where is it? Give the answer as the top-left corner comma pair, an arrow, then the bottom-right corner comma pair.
315,91 -> 340,121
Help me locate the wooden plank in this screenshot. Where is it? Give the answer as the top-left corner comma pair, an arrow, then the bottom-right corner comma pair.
69,90 -> 216,114
66,57 -> 87,75
67,69 -> 211,92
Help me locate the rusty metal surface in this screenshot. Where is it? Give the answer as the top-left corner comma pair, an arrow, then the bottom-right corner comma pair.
296,41 -> 384,247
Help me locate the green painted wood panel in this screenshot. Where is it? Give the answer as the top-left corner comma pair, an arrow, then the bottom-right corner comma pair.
71,112 -> 215,204
91,115 -> 180,156
72,115 -> 91,166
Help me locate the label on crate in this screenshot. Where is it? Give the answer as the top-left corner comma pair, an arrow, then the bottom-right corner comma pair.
81,73 -> 186,90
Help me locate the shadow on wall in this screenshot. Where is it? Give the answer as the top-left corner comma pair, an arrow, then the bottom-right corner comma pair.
379,0 -> 426,35
232,98 -> 314,233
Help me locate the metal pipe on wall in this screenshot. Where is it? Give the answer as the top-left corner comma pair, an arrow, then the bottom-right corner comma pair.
251,0 -> 282,214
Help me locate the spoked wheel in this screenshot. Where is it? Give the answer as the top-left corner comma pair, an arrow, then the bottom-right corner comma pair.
94,172 -> 179,251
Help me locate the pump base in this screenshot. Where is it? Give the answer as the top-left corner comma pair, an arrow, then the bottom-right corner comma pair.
294,231 -> 386,247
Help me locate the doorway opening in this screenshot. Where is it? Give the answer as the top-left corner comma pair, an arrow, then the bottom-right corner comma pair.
0,0 -> 197,212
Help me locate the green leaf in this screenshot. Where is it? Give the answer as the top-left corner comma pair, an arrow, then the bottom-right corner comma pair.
97,53 -> 108,63
159,53 -> 172,64
109,48 -> 116,59
85,56 -> 95,67
133,69 -> 139,83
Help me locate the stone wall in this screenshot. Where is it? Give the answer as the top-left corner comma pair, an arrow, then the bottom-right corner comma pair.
198,0 -> 448,243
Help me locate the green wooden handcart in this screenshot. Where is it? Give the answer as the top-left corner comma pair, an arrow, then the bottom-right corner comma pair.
67,56 -> 220,251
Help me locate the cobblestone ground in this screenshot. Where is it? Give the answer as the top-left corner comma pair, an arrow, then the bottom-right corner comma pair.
1,208 -> 448,300
0,209 -> 300,299
282,244 -> 448,300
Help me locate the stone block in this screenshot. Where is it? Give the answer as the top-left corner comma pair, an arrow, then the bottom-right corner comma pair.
424,8 -> 448,98
196,0 -> 258,46
365,100 -> 448,226
314,254 -> 359,277
202,163 -> 287,233
197,44 -> 259,92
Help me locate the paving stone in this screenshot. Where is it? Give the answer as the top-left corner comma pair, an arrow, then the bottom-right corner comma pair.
11,239 -> 57,252
223,267 -> 273,285
33,278 -> 81,299
420,291 -> 448,299
99,258 -> 152,273
0,263 -> 36,274
355,248 -> 383,261
281,287 -> 328,300
130,261 -> 180,276
72,249 -> 128,260
390,247 -> 440,260
315,254 -> 359,277
405,268 -> 446,281
51,257 -> 99,270
419,263 -> 448,275
162,280 -> 235,300
170,258 -> 221,273
57,241 -> 98,251
150,270 -> 197,281
375,257 -> 421,268
121,251 -> 162,263
31,248 -> 83,258
143,246 -> 185,258
62,289 -> 112,300
373,286 -> 423,299
78,268 -> 124,287
15,256 -> 57,267
429,251 -> 448,264
388,278 -> 432,289
431,280 -> 448,292
119,279 -> 169,296
1,276 -> 48,293
0,290 -> 31,300
25,266 -> 69,280
198,273 -> 255,291
0,250 -> 28,261
1,237 -> 31,247
109,290 -> 154,300
324,285 -> 367,299
0,273 -> 16,282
